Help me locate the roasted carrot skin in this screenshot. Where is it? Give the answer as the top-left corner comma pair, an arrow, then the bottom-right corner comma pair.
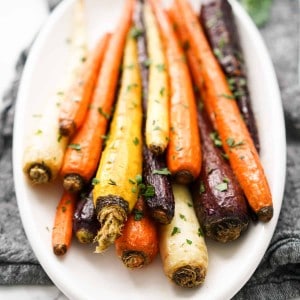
73,187 -> 100,244
174,0 -> 273,222
142,145 -> 175,224
148,0 -> 201,184
115,197 -> 159,269
192,109 -> 250,243
52,191 -> 77,256
200,0 -> 260,152
61,34 -> 111,193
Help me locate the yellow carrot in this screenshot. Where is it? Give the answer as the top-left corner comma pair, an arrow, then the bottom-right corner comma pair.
144,3 -> 170,155
93,29 -> 143,253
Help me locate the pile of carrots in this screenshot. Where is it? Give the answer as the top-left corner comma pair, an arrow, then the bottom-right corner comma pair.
22,0 -> 273,289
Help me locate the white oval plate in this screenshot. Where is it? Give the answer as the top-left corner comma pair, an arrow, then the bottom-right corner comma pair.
13,0 -> 286,299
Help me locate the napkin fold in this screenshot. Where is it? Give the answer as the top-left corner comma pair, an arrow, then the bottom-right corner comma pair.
0,0 -> 299,298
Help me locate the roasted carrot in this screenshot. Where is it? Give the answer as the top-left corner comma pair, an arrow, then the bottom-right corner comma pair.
22,0 -> 86,184
93,29 -> 143,253
200,0 -> 260,152
159,184 -> 208,288
61,0 -> 135,192
52,191 -> 77,256
174,0 -> 273,222
144,3 -> 170,155
115,197 -> 158,269
192,109 -> 250,243
134,1 -> 175,225
148,0 -> 201,184
60,33 -> 111,193
58,0 -> 89,137
73,187 -> 100,244
59,31 -> 109,138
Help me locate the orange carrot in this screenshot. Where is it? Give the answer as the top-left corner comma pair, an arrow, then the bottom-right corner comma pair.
115,197 -> 159,269
52,191 -> 77,256
148,0 -> 201,184
61,0 -> 135,193
174,0 -> 273,222
167,6 -> 216,129
58,10 -> 107,137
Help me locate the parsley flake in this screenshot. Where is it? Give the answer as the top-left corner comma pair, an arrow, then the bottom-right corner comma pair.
68,143 -> 81,151
171,226 -> 181,236
152,168 -> 171,175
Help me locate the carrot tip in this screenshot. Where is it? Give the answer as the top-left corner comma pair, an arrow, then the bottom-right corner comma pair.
172,265 -> 206,288
121,250 -> 147,269
63,174 -> 84,193
257,206 -> 273,222
53,244 -> 67,256
173,170 -> 194,185
28,164 -> 51,184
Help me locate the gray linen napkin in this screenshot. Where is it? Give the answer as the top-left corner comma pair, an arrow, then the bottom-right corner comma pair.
0,0 -> 299,299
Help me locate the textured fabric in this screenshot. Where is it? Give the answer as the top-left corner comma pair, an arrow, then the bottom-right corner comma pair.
0,0 -> 299,298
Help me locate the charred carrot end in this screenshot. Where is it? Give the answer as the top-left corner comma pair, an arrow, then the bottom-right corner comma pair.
52,191 -> 76,256
115,197 -> 159,269
93,30 -> 143,253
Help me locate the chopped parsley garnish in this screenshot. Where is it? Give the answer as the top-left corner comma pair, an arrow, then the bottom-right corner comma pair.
133,209 -> 144,221
213,48 -> 223,59
127,83 -> 138,92
226,138 -> 245,148
199,181 -> 206,194
129,178 -> 136,184
159,86 -> 166,96
129,27 -> 143,39
35,129 -> 42,135
68,143 -> 81,151
171,226 -> 181,236
198,227 -> 204,237
133,137 -> 139,145
98,107 -> 110,119
140,184 -> 155,198
186,239 -> 192,245
108,178 -> 117,185
92,178 -> 100,185
152,168 -> 171,175
210,131 -> 222,147
215,181 -> 228,192
143,59 -> 152,68
135,174 -> 143,184
218,93 -> 235,100
179,214 -> 187,221
155,64 -> 166,72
